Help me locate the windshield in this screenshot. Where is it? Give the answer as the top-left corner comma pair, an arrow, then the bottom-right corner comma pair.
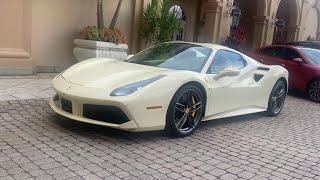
127,43 -> 212,72
300,48 -> 320,65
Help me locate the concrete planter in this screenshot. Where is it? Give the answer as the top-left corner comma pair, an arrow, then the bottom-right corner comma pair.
73,39 -> 128,62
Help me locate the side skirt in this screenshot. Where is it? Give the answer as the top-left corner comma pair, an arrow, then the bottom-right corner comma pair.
202,107 -> 267,121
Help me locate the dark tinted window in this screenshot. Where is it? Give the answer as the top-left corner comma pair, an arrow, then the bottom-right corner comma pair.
207,50 -> 247,74
258,47 -> 284,57
282,48 -> 303,60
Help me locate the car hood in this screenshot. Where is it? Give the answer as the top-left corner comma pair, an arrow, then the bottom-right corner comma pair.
62,58 -> 171,89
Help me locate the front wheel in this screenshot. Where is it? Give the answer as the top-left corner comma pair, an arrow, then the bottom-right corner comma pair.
266,80 -> 287,117
165,85 -> 204,137
307,80 -> 320,103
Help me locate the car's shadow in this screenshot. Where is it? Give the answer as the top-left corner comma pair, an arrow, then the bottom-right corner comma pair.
52,111 -> 267,141
287,90 -> 309,101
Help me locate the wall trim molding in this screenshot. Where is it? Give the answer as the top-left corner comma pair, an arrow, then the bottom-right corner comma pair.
0,49 -> 31,59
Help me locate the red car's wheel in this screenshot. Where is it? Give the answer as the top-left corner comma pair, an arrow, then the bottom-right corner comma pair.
308,80 -> 320,103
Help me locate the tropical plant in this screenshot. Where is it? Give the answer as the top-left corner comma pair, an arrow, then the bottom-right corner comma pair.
141,0 -> 181,44
80,0 -> 126,44
221,27 -> 247,52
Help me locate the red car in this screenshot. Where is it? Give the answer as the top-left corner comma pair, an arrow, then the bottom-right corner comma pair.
249,45 -> 320,102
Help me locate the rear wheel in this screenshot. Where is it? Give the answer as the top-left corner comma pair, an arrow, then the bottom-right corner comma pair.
165,85 -> 204,137
307,80 -> 320,103
266,80 -> 287,117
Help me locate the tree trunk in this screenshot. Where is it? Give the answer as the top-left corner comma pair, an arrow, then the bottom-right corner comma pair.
109,0 -> 123,29
97,0 -> 104,29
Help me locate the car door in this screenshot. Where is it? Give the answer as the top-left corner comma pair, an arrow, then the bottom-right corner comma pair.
280,47 -> 307,89
206,50 -> 249,115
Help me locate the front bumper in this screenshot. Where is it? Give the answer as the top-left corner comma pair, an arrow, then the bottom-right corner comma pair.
50,95 -> 139,130
49,75 -> 168,132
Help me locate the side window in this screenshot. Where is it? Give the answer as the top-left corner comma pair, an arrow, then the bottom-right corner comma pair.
207,50 -> 247,74
283,48 -> 303,60
258,47 -> 283,58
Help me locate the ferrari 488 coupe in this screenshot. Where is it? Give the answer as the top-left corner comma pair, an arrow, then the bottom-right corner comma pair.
50,42 -> 288,137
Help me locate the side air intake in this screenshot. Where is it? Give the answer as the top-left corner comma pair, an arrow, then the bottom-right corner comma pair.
257,67 -> 270,71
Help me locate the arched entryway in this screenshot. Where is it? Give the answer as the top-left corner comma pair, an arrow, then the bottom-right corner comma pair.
235,0 -> 269,49
274,0 -> 300,42
236,0 -> 259,49
170,5 -> 187,41
169,0 -> 199,42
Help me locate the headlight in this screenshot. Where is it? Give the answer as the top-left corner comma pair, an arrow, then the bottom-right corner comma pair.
110,75 -> 166,96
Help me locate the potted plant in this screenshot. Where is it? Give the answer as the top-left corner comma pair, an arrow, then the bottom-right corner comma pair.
221,27 -> 247,53
73,0 -> 128,62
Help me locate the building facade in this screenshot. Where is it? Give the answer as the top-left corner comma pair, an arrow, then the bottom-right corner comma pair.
0,0 -> 319,75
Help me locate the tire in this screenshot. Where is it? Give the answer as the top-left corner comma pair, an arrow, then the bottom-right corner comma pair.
266,80 -> 287,117
307,80 -> 320,103
165,85 -> 205,137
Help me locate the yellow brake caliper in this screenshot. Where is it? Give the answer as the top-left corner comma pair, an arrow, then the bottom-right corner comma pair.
191,96 -> 196,117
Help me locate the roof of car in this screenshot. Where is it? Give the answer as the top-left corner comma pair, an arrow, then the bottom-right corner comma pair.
260,44 -> 319,49
258,44 -> 296,49
286,41 -> 320,45
256,45 -> 320,54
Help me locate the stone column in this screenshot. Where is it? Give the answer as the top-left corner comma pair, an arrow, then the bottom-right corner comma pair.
252,16 -> 268,49
199,1 -> 223,43
286,25 -> 300,42
0,0 -> 33,75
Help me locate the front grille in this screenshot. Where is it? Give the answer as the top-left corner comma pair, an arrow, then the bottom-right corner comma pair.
61,98 -> 72,114
83,104 -> 129,124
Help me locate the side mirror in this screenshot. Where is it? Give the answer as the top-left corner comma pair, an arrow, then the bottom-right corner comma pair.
126,54 -> 134,60
214,67 -> 240,80
293,58 -> 303,65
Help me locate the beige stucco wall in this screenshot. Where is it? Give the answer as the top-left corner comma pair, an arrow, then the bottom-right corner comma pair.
32,0 -> 133,70
1,0 -> 320,74
0,0 -> 33,74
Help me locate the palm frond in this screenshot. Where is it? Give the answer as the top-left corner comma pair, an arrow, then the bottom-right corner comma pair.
141,0 -> 181,45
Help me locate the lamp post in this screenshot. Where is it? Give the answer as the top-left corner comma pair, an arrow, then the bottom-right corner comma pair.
230,6 -> 242,30
275,19 -> 285,38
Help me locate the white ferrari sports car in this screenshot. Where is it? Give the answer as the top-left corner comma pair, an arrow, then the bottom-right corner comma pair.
50,42 -> 288,137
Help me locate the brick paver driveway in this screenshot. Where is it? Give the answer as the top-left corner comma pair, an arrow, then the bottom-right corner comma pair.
1,74 -> 320,180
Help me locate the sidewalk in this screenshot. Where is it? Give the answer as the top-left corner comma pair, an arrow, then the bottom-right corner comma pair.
0,73 -> 57,101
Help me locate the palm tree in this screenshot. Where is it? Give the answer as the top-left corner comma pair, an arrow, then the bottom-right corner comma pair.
110,0 -> 123,29
97,0 -> 104,29
97,0 -> 123,30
